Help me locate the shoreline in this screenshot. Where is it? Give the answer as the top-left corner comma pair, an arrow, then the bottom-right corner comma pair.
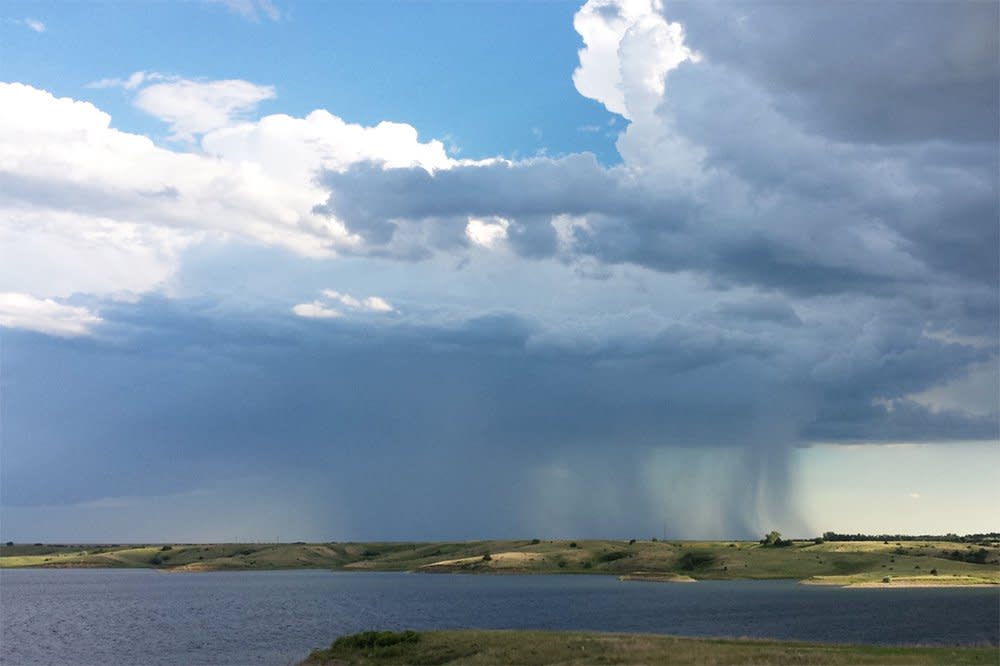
4,564 -> 998,588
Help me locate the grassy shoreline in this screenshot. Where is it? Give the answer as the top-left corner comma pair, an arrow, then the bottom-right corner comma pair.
300,629 -> 999,665
2,539 -> 998,587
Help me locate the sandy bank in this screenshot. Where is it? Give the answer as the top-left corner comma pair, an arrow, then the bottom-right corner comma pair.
801,576 -> 999,588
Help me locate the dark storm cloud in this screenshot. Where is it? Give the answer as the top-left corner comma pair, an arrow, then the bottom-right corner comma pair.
668,0 -> 1000,144
2,290 -> 994,538
315,154 -> 647,246
705,298 -> 803,327
803,398 -> 1000,444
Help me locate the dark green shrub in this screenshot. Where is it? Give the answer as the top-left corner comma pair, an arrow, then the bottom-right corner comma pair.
583,561 -> 592,569
160,545 -> 172,551
600,551 -> 630,562
482,553 -> 492,561
569,542 -> 578,548
677,552 -> 716,571
557,559 -> 567,568
150,555 -> 163,565
332,630 -> 421,651
361,549 -> 380,558
530,539 -> 540,544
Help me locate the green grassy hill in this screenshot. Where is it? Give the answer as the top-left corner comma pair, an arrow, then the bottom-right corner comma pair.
301,629 -> 999,665
2,538 -> 998,585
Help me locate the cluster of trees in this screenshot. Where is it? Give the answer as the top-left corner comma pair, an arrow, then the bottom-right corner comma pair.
943,548 -> 993,565
821,532 -> 1000,543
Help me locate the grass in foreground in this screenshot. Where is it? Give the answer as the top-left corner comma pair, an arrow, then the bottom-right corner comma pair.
301,630 -> 999,665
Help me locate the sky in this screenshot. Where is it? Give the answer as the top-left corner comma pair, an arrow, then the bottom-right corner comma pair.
0,0 -> 997,543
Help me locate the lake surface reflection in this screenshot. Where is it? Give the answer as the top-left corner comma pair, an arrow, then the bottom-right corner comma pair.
2,569 -> 997,665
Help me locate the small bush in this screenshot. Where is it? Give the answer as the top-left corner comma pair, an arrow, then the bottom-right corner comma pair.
150,555 -> 163,565
4,541 -> 12,547
582,561 -> 592,569
569,542 -> 578,548
628,539 -> 636,545
530,538 -> 540,545
482,553 -> 492,561
931,568 -> 938,575
361,549 -> 380,558
557,559 -> 567,568
160,545 -> 173,551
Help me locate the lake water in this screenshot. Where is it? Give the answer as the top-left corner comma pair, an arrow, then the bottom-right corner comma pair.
2,569 -> 997,665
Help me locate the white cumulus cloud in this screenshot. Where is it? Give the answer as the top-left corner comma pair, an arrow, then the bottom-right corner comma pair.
573,0 -> 697,120
0,81 -> 460,312
291,301 -> 340,319
0,293 -> 101,337
465,216 -> 510,248
361,296 -> 394,313
319,289 -> 395,313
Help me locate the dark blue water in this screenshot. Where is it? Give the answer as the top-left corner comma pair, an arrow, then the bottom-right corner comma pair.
1,569 -> 997,666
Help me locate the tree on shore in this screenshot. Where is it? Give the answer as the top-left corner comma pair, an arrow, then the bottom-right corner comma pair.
761,531 -> 791,547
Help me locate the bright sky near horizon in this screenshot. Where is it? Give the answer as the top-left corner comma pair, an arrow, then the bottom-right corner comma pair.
0,0 -> 997,542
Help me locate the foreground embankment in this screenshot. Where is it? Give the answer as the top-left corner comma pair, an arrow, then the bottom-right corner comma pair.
301,630 -> 999,665
2,539 -> 998,586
